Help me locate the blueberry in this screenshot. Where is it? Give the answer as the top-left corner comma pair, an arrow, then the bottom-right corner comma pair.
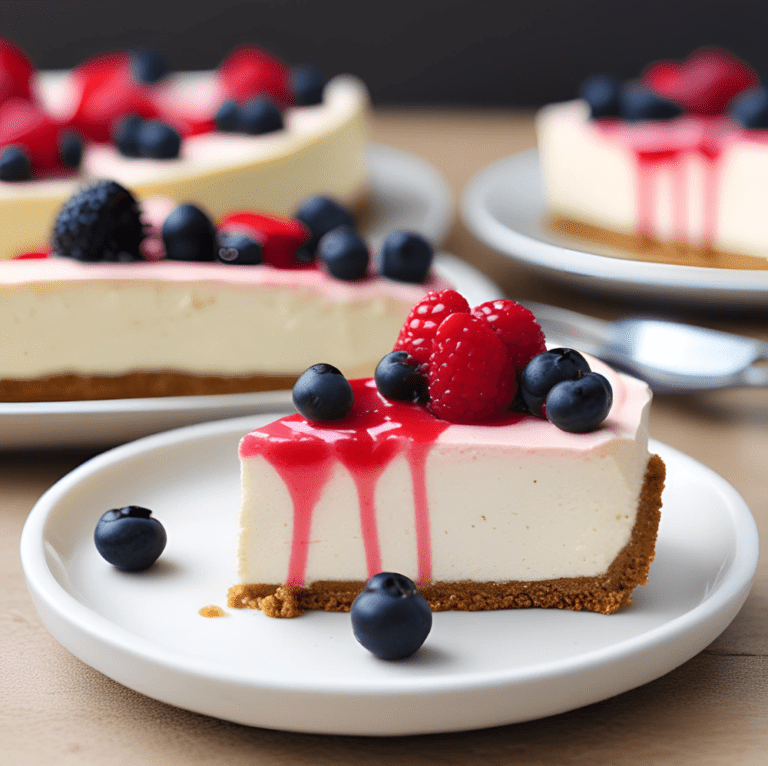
59,130 -> 83,169
131,46 -> 167,84
579,74 -> 621,119
375,351 -> 426,402
351,572 -> 432,660
0,146 -> 32,181
291,65 -> 325,106
316,227 -> 369,280
94,506 -> 167,571
239,96 -> 284,135
113,114 -> 144,157
520,348 -> 592,417
619,82 -> 683,121
162,204 -> 216,261
294,195 -> 356,254
138,120 -> 181,159
380,231 -> 434,283
215,99 -> 241,132
545,372 -> 613,433
216,231 -> 263,265
730,86 -> 768,129
292,364 -> 354,421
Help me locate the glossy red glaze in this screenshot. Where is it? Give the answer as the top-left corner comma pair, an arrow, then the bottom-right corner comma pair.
240,379 -> 525,585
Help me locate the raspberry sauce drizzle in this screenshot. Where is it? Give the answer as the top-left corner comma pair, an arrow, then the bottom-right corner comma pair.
239,379 -> 451,585
598,116 -> 739,248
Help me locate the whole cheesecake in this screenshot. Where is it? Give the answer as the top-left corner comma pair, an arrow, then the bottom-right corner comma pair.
229,292 -> 665,616
0,39 -> 368,260
536,48 -> 768,268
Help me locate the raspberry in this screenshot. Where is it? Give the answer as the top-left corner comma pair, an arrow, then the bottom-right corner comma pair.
0,37 -> 35,105
218,45 -> 293,109
427,313 -> 514,423
471,299 -> 546,371
393,289 -> 470,367
0,98 -> 66,174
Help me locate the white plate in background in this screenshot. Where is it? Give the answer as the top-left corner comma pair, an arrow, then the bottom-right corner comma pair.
21,416 -> 758,736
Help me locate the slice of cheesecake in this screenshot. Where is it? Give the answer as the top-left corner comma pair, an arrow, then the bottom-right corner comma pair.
229,362 -> 664,616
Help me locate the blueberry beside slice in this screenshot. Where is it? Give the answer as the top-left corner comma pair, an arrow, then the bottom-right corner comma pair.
351,572 -> 432,660
94,506 -> 167,571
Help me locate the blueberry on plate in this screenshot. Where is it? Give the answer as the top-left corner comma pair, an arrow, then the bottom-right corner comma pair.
138,120 -> 181,159
0,145 -> 32,181
216,231 -> 263,265
730,86 -> 768,129
131,46 -> 168,84
579,74 -> 622,119
162,204 -> 217,261
545,372 -> 613,433
291,65 -> 325,106
294,195 -> 356,255
94,506 -> 167,571
113,114 -> 144,157
214,99 -> 241,132
292,363 -> 354,421
59,129 -> 83,169
380,231 -> 433,283
239,96 -> 284,135
351,572 -> 432,660
317,227 -> 369,280
520,348 -> 592,417
375,350 -> 426,402
619,82 -> 683,121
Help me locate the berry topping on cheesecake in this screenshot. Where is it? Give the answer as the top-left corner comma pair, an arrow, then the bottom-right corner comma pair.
380,231 -> 434,284
292,363 -> 355,421
317,227 -> 369,280
295,195 -> 357,256
94,506 -> 167,571
351,573 -> 432,660
51,180 -> 145,262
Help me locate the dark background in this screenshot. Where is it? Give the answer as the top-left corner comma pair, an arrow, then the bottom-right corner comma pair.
3,0 -> 767,106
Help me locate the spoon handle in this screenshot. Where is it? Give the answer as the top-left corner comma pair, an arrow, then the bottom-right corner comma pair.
520,302 -> 613,356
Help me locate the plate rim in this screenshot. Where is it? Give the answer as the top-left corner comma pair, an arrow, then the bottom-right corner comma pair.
20,416 -> 760,730
460,148 -> 768,303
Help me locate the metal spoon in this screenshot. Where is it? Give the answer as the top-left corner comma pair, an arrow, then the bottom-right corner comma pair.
521,301 -> 768,394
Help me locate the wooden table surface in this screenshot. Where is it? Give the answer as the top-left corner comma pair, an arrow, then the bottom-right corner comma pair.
3,110 -> 766,765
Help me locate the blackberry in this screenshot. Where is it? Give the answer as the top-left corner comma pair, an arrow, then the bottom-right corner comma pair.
51,180 -> 145,262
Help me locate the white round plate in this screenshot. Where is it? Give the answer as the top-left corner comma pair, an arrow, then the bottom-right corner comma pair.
461,149 -> 768,308
21,418 -> 758,736
0,252 -> 497,451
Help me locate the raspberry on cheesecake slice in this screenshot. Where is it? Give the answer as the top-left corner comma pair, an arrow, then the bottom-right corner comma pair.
229,290 -> 665,617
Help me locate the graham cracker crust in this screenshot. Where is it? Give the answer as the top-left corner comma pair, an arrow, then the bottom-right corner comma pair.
228,453 -> 666,617
0,370 -> 298,402
550,216 -> 768,271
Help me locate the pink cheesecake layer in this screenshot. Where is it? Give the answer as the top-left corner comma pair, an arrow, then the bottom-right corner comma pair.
0,257 -> 451,301
239,365 -> 649,587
